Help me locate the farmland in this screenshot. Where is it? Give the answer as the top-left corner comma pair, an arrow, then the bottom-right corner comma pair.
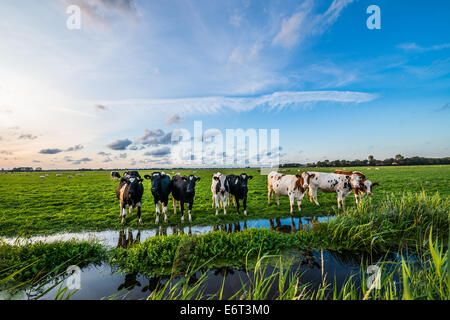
0,165 -> 448,300
0,165 -> 448,237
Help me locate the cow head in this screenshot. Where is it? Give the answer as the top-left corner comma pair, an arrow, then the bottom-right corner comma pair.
144,172 -> 164,192
300,172 -> 315,189
362,180 -> 379,195
120,176 -> 143,195
186,175 -> 200,194
212,173 -> 227,193
238,173 -> 253,188
349,173 -> 364,189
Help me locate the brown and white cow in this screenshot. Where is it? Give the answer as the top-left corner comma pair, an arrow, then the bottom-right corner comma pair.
267,171 -> 308,214
306,171 -> 363,209
211,172 -> 229,215
334,170 -> 379,204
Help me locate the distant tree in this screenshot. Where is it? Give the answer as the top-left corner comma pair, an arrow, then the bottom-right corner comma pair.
368,155 -> 374,161
395,154 -> 404,162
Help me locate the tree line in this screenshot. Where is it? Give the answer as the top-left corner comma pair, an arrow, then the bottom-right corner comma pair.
281,155 -> 450,168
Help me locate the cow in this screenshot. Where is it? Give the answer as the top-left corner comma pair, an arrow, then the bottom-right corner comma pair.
144,172 -> 172,224
333,170 -> 379,204
116,173 -> 144,224
171,174 -> 201,223
40,176 -> 45,178
211,172 -> 229,215
56,174 -> 62,177
110,171 -> 120,179
267,171 -> 308,214
306,171 -> 364,209
226,173 -> 253,215
124,171 -> 141,179
67,175 -> 73,178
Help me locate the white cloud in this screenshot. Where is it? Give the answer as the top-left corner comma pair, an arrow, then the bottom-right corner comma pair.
397,42 -> 450,52
272,0 -> 353,49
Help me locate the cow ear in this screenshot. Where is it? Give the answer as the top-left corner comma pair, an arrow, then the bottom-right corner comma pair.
182,176 -> 188,181
213,176 -> 219,181
373,182 -> 379,187
310,173 -> 315,178
295,174 -> 301,178
138,178 -> 144,183
196,177 -> 201,182
248,176 -> 253,180
144,175 -> 151,180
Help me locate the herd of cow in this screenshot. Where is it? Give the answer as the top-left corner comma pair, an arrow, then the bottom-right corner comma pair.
110,169 -> 379,225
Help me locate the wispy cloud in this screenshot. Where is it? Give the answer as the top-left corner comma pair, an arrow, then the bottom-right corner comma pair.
272,0 -> 353,48
18,133 -> 37,140
101,90 -> 377,116
61,0 -> 139,30
397,42 -> 450,52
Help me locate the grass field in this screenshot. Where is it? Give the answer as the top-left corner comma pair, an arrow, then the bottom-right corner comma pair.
0,165 -> 449,237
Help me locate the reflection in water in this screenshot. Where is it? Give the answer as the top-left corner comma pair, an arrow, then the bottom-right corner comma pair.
117,230 -> 141,249
118,273 -> 141,291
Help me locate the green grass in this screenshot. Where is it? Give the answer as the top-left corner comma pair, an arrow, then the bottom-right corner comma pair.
0,165 -> 449,237
109,192 -> 449,276
0,240 -> 106,296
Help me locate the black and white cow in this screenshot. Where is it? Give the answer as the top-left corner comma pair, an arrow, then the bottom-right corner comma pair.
144,172 -> 172,224
116,173 -> 144,224
171,174 -> 201,223
111,171 -> 120,179
211,172 -> 229,215
226,173 -> 253,215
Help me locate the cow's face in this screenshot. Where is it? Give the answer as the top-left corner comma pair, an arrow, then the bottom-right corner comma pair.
363,180 -> 379,195
301,172 -> 315,189
239,173 -> 253,188
127,176 -> 143,195
186,175 -> 200,194
212,173 -> 227,193
148,172 -> 162,192
349,173 -> 363,189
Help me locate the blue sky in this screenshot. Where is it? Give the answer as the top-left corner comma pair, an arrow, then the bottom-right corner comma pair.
0,0 -> 449,169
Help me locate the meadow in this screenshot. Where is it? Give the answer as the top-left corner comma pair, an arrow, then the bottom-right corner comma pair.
0,165 -> 448,237
0,165 -> 448,300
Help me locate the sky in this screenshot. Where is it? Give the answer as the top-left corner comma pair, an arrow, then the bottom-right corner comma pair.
0,0 -> 449,169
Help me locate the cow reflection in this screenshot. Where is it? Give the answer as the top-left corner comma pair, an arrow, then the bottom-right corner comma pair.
117,230 -> 141,248
269,217 -> 296,233
118,273 -> 141,291
213,223 -> 244,233
301,217 -> 319,231
213,266 -> 235,277
142,276 -> 165,293
300,250 -> 320,269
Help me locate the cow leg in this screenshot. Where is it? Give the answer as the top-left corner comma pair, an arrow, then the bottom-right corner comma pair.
276,193 -> 280,206
312,188 -> 320,206
119,203 -> 124,218
180,200 -> 185,223
128,205 -> 133,215
289,193 -> 294,214
212,194 -> 215,208
243,196 -> 247,216
223,195 -> 227,215
336,192 -> 341,209
268,187 -> 272,205
155,201 -> 160,224
297,199 -> 302,211
235,195 -> 240,215
163,202 -> 168,223
188,201 -> 193,222
173,197 -> 177,215
122,204 -> 128,223
136,202 -> 142,224
215,195 -> 219,216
